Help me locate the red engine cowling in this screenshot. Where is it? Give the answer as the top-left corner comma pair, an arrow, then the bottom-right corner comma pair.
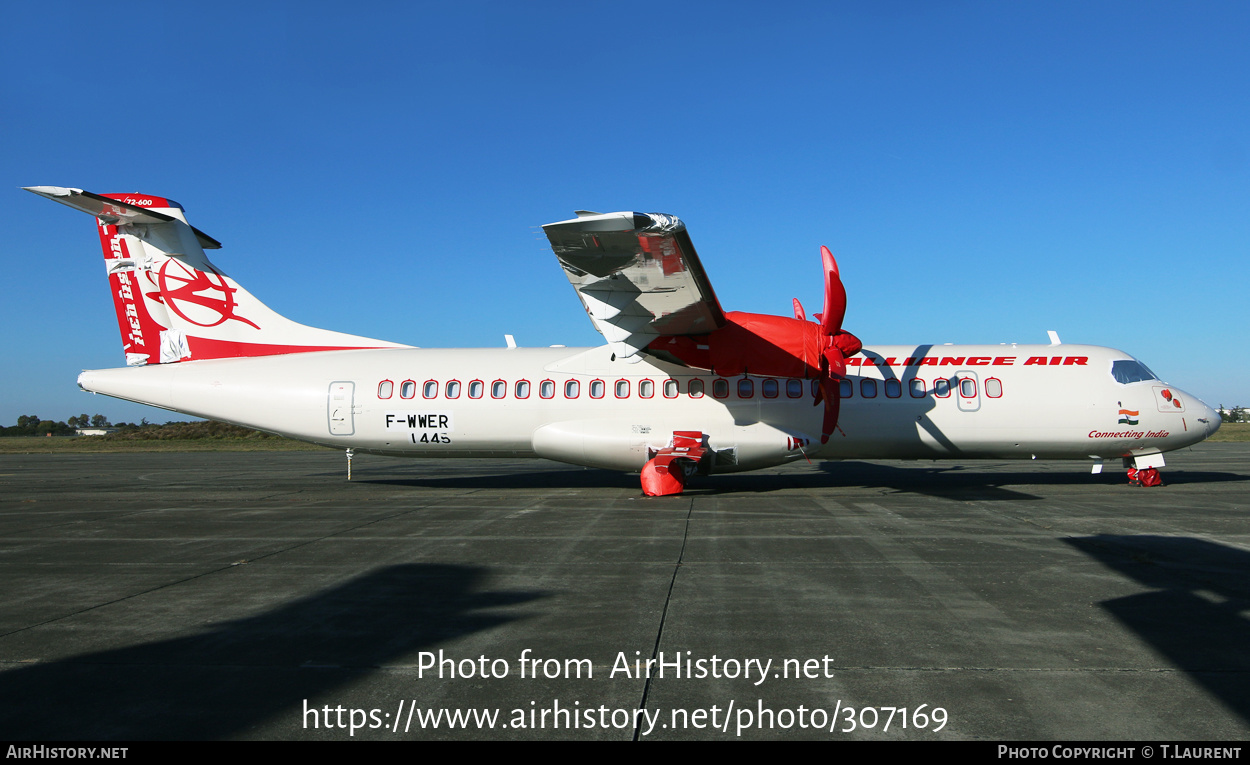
648,311 -> 860,380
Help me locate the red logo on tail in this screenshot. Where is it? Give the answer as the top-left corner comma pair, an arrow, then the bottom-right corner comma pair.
155,259 -> 260,330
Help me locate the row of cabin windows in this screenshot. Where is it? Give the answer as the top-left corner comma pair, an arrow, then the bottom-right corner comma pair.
376,378 -> 811,401
377,376 -> 1003,401
843,376 -> 1002,399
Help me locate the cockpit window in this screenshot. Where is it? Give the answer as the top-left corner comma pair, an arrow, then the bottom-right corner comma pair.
1111,359 -> 1158,384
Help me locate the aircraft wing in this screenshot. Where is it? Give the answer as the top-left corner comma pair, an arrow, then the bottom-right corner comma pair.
543,211 -> 727,362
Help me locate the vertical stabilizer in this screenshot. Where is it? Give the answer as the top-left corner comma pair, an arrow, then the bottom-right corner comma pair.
26,187 -> 406,365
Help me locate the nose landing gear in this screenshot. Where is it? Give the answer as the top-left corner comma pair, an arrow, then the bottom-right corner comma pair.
1127,467 -> 1163,487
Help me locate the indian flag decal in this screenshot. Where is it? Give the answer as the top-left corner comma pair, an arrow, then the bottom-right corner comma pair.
1118,409 -> 1140,425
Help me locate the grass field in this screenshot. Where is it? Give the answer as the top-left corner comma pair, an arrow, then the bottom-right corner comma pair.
1208,422 -> 1250,442
0,436 -> 324,454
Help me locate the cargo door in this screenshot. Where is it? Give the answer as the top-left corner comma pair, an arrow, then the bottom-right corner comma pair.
328,381 -> 355,435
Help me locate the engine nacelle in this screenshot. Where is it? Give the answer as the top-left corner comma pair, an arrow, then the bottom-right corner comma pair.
531,419 -> 812,473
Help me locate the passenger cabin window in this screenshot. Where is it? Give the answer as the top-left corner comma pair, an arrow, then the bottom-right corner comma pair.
400,380 -> 416,399
839,379 -> 852,398
762,379 -> 779,398
812,380 -> 821,398
565,380 -> 580,398
423,380 -> 438,399
934,379 -> 951,397
960,378 -> 977,397
515,380 -> 531,398
984,377 -> 1003,398
738,379 -> 754,398
663,379 -> 679,398
491,380 -> 506,399
786,379 -> 803,398
615,380 -> 630,398
1111,359 -> 1158,384
639,379 -> 654,398
860,379 -> 877,398
539,380 -> 554,399
468,380 -> 483,398
909,378 -> 926,398
378,380 -> 393,399
884,379 -> 902,398
590,380 -> 605,398
445,381 -> 461,399
689,379 -> 705,398
713,379 -> 730,398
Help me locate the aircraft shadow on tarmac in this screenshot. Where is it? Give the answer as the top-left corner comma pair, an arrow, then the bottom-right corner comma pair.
0,564 -> 547,740
809,462 -> 1247,501
351,459 -> 1244,502
1066,535 -> 1250,725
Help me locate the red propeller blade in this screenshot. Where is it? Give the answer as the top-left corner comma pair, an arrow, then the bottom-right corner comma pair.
814,246 -> 853,444
792,298 -> 805,322
818,376 -> 841,444
822,346 -> 846,378
819,245 -> 846,336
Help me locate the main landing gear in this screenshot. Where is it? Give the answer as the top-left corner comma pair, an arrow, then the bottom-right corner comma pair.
641,431 -> 708,497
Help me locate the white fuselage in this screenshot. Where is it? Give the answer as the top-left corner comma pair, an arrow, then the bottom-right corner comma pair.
77,342 -> 1219,473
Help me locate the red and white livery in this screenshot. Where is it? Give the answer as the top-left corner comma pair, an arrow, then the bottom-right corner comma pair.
27,187 -> 1220,495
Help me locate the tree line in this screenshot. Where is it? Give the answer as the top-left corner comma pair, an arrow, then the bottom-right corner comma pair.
5,414 -> 118,437
3,416 -> 280,439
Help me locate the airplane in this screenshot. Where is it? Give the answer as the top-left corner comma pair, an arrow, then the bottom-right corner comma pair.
25,186 -> 1221,495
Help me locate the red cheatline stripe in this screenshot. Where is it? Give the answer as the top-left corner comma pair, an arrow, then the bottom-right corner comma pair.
185,336 -> 386,360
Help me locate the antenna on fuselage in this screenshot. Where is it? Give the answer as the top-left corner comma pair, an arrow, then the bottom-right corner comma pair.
1047,330 -> 1061,345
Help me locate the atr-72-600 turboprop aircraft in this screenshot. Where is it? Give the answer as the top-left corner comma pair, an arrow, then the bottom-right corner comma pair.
26,186 -> 1220,495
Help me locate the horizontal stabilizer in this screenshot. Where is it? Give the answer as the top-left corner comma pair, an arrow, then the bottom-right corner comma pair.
24,186 -> 221,249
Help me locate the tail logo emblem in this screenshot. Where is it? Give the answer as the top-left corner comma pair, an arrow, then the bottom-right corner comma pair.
156,259 -> 260,330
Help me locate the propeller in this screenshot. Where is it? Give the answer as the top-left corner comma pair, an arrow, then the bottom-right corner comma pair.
809,246 -> 861,444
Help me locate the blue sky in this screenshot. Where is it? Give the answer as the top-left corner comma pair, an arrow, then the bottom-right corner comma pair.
3,1 -> 1247,425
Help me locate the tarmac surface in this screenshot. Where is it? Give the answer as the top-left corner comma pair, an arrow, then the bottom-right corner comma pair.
0,444 -> 1247,741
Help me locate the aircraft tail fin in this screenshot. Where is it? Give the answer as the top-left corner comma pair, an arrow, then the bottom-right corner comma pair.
26,186 -> 405,366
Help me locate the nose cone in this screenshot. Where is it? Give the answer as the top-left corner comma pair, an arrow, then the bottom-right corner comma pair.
1200,400 -> 1221,438
1190,397 -> 1220,440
